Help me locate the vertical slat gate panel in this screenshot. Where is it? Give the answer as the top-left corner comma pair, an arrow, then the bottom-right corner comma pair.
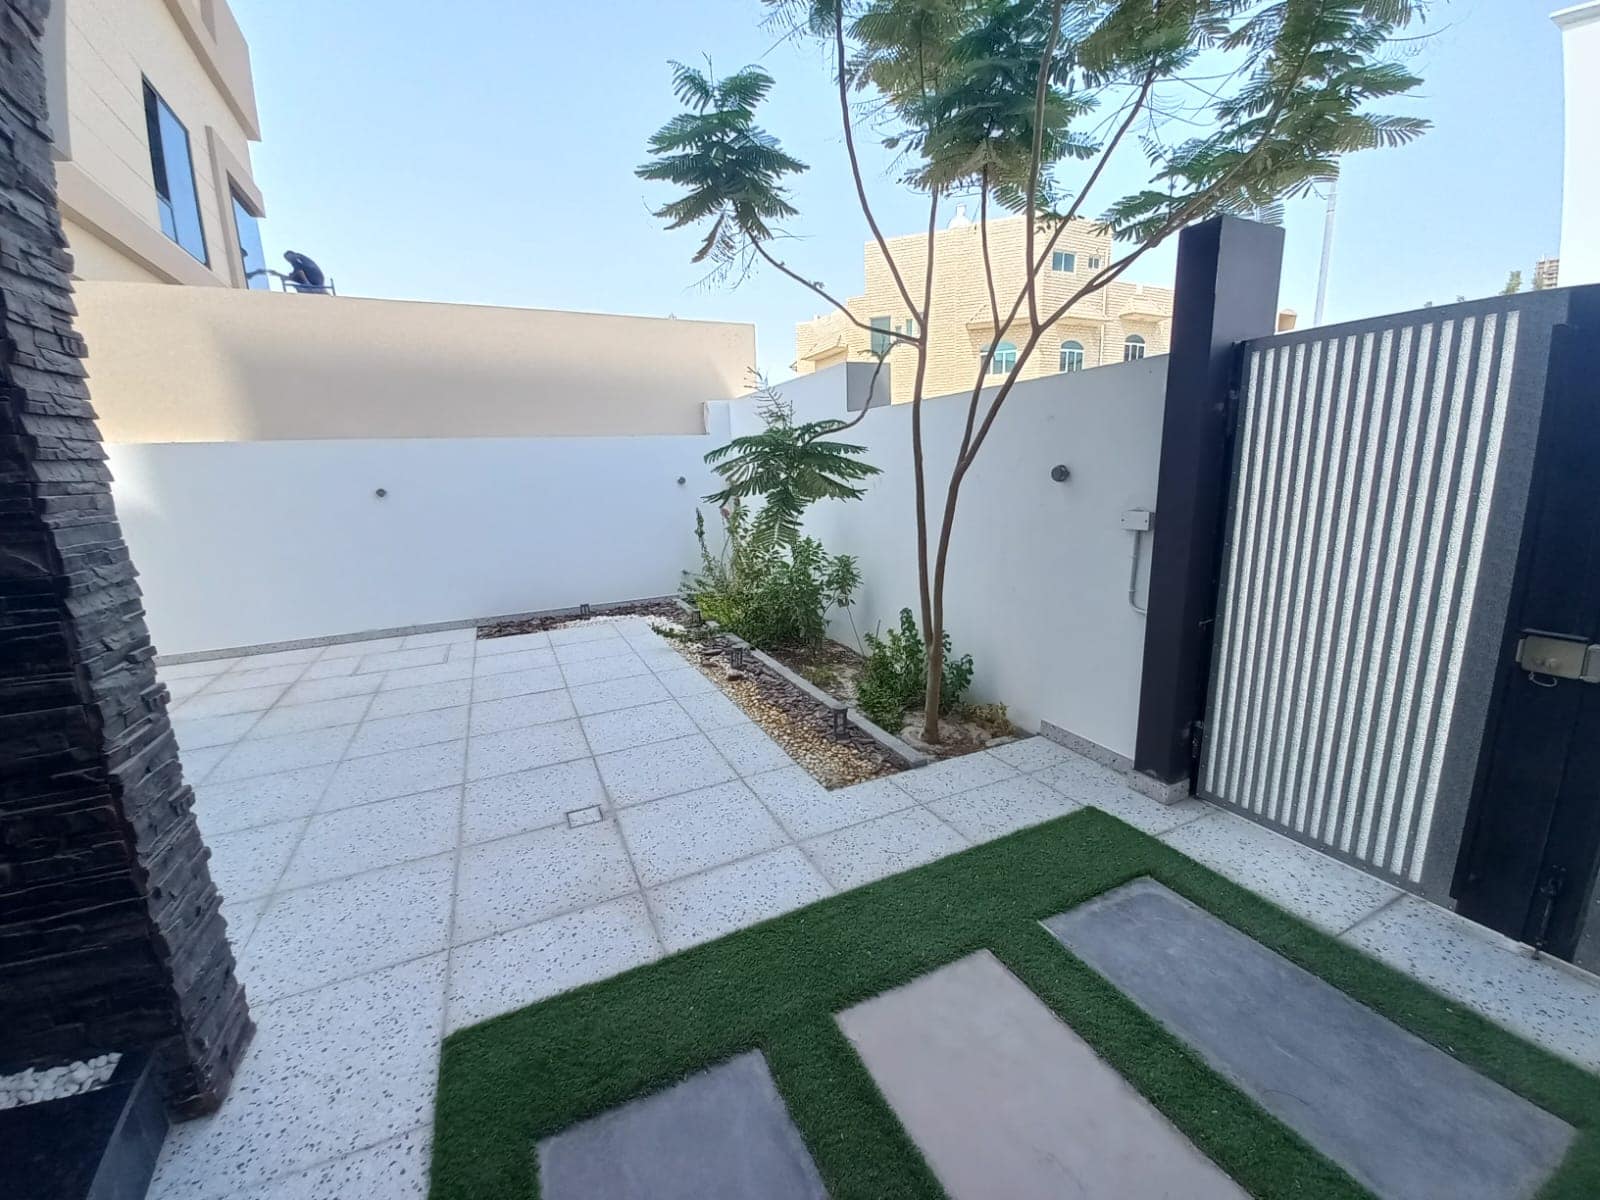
1201,306 -> 1524,885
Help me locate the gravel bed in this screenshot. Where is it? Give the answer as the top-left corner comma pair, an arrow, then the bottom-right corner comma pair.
478,599 -> 681,640
0,1053 -> 119,1109
660,634 -> 899,789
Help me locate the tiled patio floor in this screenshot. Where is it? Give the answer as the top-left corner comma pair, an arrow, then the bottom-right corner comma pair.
149,618 -> 1600,1198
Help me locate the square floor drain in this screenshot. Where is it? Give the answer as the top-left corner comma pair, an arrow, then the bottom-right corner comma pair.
567,806 -> 604,828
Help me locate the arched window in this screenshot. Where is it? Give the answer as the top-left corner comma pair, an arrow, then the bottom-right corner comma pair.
1123,334 -> 1147,362
1059,340 -> 1085,372
982,341 -> 1017,375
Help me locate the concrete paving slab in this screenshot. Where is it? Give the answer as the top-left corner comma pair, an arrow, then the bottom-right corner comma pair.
537,1051 -> 826,1200
1044,879 -> 1575,1200
838,950 -> 1247,1200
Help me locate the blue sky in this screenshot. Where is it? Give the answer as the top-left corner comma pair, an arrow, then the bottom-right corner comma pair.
231,0 -> 1567,382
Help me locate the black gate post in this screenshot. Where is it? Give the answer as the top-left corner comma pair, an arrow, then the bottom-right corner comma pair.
1132,215 -> 1284,792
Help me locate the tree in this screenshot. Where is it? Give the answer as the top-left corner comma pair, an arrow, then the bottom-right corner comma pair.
640,0 -> 1428,741
703,376 -> 882,553
1502,270 -> 1522,295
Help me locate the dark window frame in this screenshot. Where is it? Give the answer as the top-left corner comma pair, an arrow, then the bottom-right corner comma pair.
229,186 -> 268,290
142,78 -> 209,266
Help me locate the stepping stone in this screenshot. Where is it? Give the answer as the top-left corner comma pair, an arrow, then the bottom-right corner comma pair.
837,950 -> 1247,1200
536,1050 -> 826,1200
1044,879 -> 1575,1200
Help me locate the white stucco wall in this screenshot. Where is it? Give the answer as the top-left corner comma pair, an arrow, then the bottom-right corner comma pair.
733,360 -> 1167,758
108,426 -> 728,655
1556,2 -> 1600,284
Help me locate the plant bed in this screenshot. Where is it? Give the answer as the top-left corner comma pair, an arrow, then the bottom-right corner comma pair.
753,635 -> 1021,763
658,630 -> 898,788
477,599 -> 683,640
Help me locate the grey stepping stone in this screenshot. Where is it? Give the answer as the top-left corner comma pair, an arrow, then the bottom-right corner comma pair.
537,1050 -> 826,1200
838,950 -> 1246,1200
1044,879 -> 1575,1200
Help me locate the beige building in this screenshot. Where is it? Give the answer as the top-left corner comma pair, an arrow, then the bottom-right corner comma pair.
43,0 -> 267,289
795,209 -> 1175,403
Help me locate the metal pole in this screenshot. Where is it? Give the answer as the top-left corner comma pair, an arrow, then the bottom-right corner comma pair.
1314,175 -> 1338,326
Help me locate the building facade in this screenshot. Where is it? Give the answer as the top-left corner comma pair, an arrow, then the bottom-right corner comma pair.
1554,3 -> 1599,286
42,0 -> 267,289
794,210 -> 1175,404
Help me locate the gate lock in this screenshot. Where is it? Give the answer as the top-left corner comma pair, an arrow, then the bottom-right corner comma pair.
1515,632 -> 1600,685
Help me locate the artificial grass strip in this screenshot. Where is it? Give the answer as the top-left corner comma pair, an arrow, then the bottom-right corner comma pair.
430,808 -> 1600,1200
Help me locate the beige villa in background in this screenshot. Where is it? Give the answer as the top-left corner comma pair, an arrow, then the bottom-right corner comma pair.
794,209 -> 1178,404
43,0 -> 266,288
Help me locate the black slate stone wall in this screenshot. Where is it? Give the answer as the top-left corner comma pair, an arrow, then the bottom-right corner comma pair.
0,0 -> 251,1117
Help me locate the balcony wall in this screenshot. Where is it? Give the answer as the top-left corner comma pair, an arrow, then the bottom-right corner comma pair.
78,283 -> 756,441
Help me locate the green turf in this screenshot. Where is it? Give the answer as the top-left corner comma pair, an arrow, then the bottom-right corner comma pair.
429,808 -> 1600,1199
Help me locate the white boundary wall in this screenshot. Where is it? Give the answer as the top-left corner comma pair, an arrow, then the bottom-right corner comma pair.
108,420 -> 730,656
732,361 -> 1167,758
109,360 -> 1165,756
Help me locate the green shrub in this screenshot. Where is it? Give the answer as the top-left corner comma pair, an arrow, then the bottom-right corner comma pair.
683,505 -> 860,650
856,608 -> 974,729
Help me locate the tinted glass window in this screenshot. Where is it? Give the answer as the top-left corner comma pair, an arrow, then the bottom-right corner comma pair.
1124,335 -> 1147,362
143,81 -> 208,265
232,192 -> 268,289
1059,341 -> 1084,372
869,315 -> 891,357
1052,251 -> 1075,272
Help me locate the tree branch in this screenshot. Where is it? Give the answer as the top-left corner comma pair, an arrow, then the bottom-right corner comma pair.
752,241 -> 916,346
1024,0 -> 1066,332
908,185 -> 940,640
834,6 -> 921,322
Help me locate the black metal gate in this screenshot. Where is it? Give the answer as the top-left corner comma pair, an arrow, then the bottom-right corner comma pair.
1196,286 -> 1600,961
1452,288 -> 1600,962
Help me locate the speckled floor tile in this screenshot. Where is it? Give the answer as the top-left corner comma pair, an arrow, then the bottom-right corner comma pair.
553,637 -> 640,666
317,636 -> 407,660
454,822 -> 637,943
206,664 -> 307,694
354,645 -> 450,675
377,660 -> 474,691
706,723 -> 791,776
243,855 -> 454,1000
596,733 -> 739,807
346,706 -> 470,759
547,623 -> 627,647
300,656 -> 361,681
470,689 -> 578,736
803,806 -> 969,890
569,673 -> 672,716
618,781 -> 788,887
279,788 -> 461,889
158,658 -> 236,681
174,683 -> 291,718
676,690 -> 751,732
209,725 -> 356,784
647,846 -> 831,952
1033,760 -> 1208,835
267,1098 -> 429,1196
403,626 -> 475,649
235,647 -> 323,670
446,895 -> 660,1032
365,678 -> 473,720
278,673 -> 384,707
474,630 -> 550,656
462,759 -> 607,843
654,666 -> 718,699
245,1127 -> 432,1200
467,720 -> 589,780
891,751 -> 1021,803
747,768 -> 914,840
559,651 -> 654,687
580,699 -> 698,754
320,740 -> 467,811
206,819 -> 306,902
163,676 -> 213,704
471,664 -> 566,702
1160,810 -> 1400,935
925,775 -> 1079,841
178,745 -> 229,783
171,712 -> 262,751
473,647 -> 559,677
1342,896 -> 1600,1071
146,956 -> 444,1199
192,764 -> 337,836
248,695 -> 373,739
984,736 -> 1085,774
